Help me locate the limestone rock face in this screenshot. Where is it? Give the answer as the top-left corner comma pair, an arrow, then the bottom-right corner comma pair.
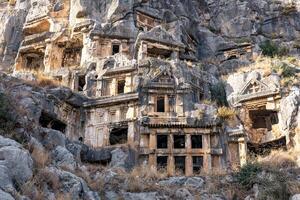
0,136 -> 33,185
0,189 -> 15,200
52,146 -> 77,171
123,192 -> 159,200
1,0 -> 300,199
175,188 -> 194,200
110,147 -> 136,170
0,165 -> 15,195
291,194 -> 300,200
280,87 -> 300,132
280,87 -> 300,147
0,0 -> 29,71
46,167 -> 100,200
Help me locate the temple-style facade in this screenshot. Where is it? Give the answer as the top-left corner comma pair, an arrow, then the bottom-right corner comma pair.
228,71 -> 284,154
13,0 -> 246,175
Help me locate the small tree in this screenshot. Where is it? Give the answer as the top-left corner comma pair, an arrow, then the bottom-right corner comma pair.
0,92 -> 15,134
210,81 -> 228,106
260,40 -> 289,57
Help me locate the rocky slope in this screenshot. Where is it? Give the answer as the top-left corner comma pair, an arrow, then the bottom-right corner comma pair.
1,72 -> 300,200
1,0 -> 300,200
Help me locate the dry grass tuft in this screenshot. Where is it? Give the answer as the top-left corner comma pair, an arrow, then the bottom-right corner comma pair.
217,106 -> 236,120
130,165 -> 167,182
30,147 -> 50,169
257,149 -> 298,169
56,193 -> 72,200
35,73 -> 59,88
73,166 -> 105,192
125,165 -> 167,192
35,169 -> 61,191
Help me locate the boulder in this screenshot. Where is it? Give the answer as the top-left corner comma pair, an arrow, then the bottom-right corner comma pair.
46,167 -> 100,200
0,144 -> 33,185
184,177 -> 205,189
0,136 -> 21,148
52,146 -> 76,171
291,194 -> 300,200
0,188 -> 15,200
110,147 -> 136,170
40,128 -> 66,149
158,176 -> 187,186
0,165 -> 15,194
159,176 -> 205,188
105,191 -> 119,200
123,192 -> 159,200
66,142 -> 83,162
80,144 -> 112,163
175,188 -> 194,200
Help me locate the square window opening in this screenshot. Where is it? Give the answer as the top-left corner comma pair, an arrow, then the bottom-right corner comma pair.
112,44 -> 120,55
157,156 -> 168,170
157,135 -> 168,149
174,135 -> 185,149
117,80 -> 125,94
78,75 -> 86,92
109,127 -> 128,145
193,156 -> 203,173
191,135 -> 203,149
156,97 -> 165,112
175,156 -> 185,174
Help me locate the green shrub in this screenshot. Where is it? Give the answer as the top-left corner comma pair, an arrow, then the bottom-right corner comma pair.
210,81 -> 228,106
236,162 -> 292,200
236,162 -> 262,189
0,92 -> 15,134
272,63 -> 296,78
260,40 -> 289,57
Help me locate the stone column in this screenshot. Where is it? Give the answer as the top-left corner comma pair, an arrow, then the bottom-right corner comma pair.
128,122 -> 135,145
238,138 -> 247,167
185,155 -> 193,176
165,95 -> 170,113
149,154 -> 156,168
126,104 -> 135,119
168,155 -> 175,176
186,134 -> 191,154
124,75 -> 132,93
176,94 -> 184,116
116,108 -> 121,121
103,126 -> 110,147
138,41 -> 148,61
168,133 -> 173,153
149,95 -> 155,113
111,78 -> 117,96
149,131 -> 156,150
203,134 -> 212,171
96,126 -> 104,147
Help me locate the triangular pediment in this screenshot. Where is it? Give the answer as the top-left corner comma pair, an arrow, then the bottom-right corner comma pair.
152,68 -> 175,84
239,79 -> 269,95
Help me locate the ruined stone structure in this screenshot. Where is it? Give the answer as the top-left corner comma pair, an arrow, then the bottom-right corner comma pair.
9,0 -> 248,175
227,71 -> 286,155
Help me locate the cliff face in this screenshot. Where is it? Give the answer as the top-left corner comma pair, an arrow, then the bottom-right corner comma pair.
1,0 -> 300,200
1,0 -> 300,71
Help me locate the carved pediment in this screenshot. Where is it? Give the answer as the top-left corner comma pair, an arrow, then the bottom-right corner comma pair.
151,69 -> 175,84
151,66 -> 175,84
153,73 -> 175,84
239,79 -> 269,95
